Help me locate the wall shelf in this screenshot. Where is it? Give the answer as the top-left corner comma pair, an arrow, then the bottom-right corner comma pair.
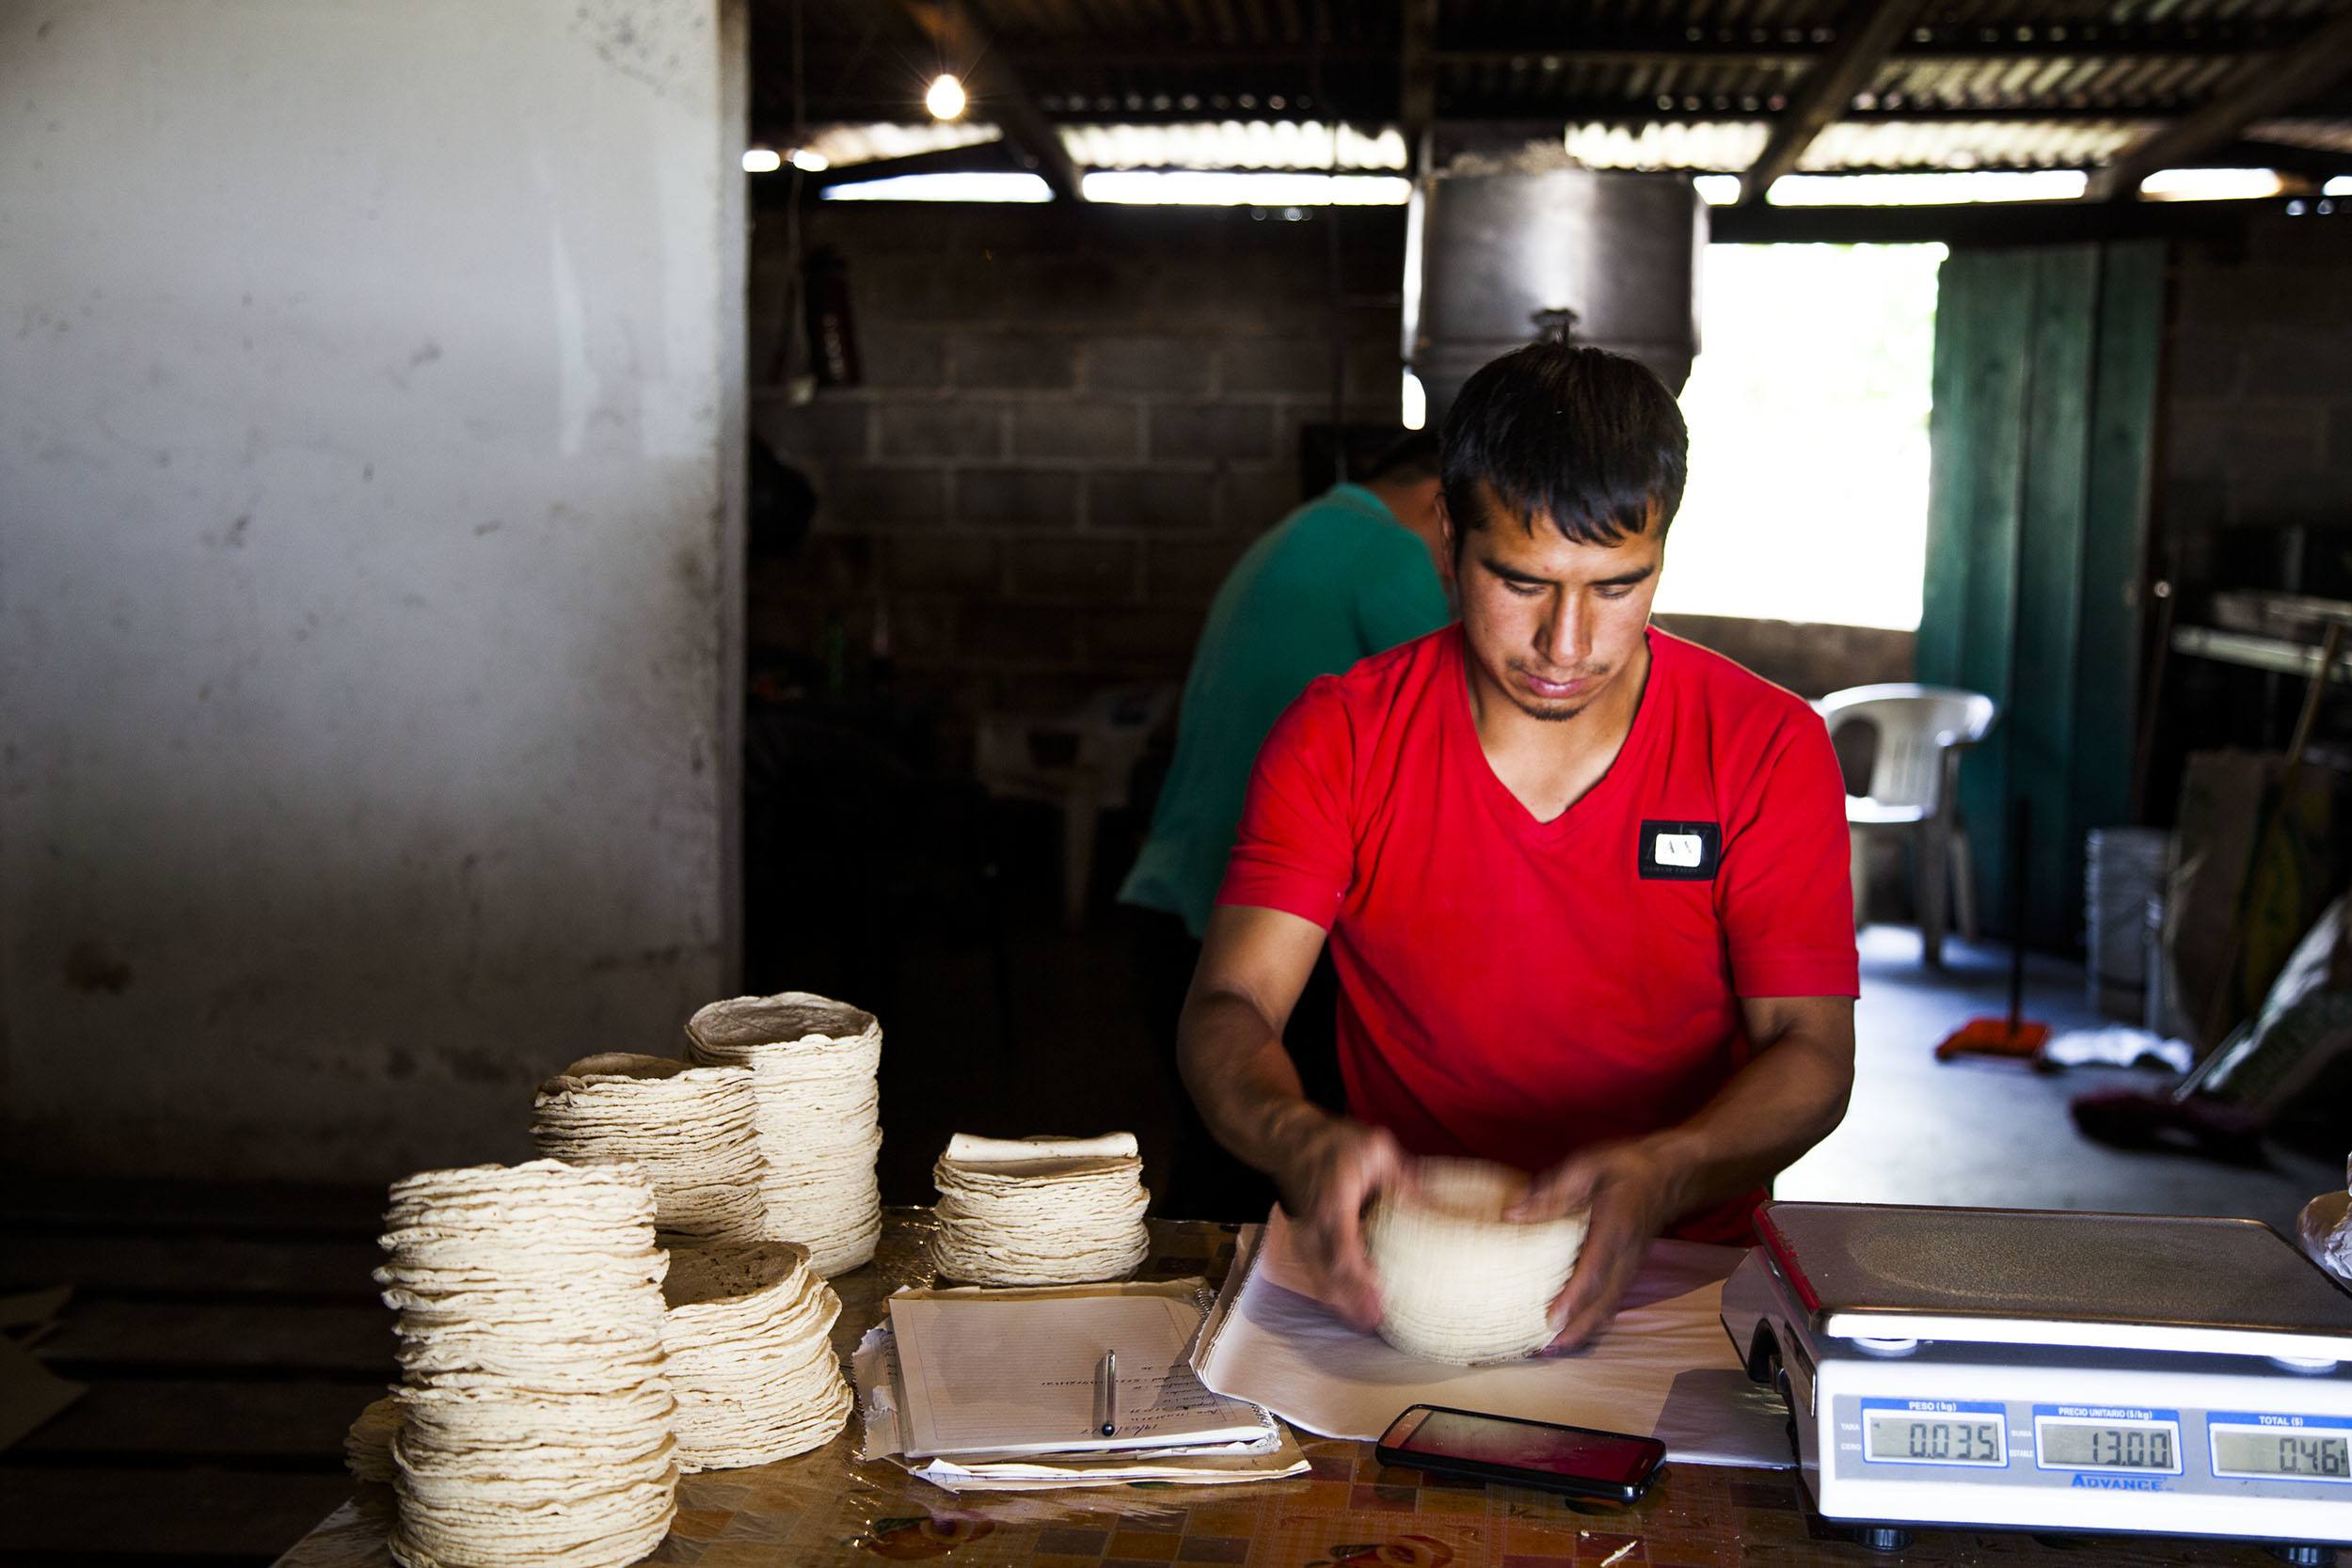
2172,625 -> 2352,681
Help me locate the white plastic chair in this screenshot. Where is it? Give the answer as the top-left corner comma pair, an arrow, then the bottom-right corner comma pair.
1815,683 -> 1997,967
976,684 -> 1180,927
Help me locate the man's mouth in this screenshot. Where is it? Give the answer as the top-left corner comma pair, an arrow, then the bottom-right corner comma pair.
1520,669 -> 1597,700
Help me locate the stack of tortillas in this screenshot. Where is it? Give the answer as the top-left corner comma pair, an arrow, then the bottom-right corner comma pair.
1364,1156 -> 1588,1365
685,993 -> 882,1275
930,1132 -> 1151,1285
529,1054 -> 768,1250
374,1161 -> 677,1568
660,1241 -> 853,1470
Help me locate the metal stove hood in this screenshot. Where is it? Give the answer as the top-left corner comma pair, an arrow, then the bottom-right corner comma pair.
1404,157 -> 1708,427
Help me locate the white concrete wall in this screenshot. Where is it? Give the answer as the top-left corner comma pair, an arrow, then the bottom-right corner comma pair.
0,0 -> 745,1180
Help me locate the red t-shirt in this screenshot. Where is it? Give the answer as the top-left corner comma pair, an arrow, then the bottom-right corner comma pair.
1216,624 -> 1859,1243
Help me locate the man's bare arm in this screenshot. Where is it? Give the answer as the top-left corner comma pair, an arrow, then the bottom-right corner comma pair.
1512,993 -> 1854,1350
1177,904 -> 1407,1327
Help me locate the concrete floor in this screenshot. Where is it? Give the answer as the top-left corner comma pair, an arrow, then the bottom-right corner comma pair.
1783,926 -> 2339,1235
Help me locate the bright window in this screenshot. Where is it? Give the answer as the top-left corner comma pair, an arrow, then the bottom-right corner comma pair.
1657,243 -> 1945,631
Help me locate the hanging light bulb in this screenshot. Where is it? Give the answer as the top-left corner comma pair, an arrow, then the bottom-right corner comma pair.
741,148 -> 783,173
926,73 -> 967,120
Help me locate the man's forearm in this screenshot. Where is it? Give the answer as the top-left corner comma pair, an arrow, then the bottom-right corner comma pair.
1641,1020 -> 1853,1221
1176,988 -> 1331,1196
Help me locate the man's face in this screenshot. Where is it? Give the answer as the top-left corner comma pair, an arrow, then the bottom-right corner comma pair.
1444,485 -> 1663,724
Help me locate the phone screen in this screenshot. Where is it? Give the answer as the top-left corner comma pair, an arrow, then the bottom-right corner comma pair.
1392,1408 -> 1660,1484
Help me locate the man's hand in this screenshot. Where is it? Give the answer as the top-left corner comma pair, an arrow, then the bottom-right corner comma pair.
1272,1112 -> 1411,1332
1507,1136 -> 1688,1355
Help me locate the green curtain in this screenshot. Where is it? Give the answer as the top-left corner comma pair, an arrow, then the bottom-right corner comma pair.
1915,241 -> 2165,950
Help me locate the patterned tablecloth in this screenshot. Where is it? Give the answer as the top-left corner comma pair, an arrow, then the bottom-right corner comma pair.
274,1211 -> 2321,1568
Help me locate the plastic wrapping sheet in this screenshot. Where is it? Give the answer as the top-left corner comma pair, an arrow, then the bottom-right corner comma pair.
1191,1212 -> 1791,1466
272,1213 -> 2280,1568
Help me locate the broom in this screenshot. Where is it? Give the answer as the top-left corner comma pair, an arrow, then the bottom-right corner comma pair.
1934,795 -> 2050,1063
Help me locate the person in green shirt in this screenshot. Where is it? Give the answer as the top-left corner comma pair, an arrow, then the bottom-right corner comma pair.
1121,435 -> 1453,1217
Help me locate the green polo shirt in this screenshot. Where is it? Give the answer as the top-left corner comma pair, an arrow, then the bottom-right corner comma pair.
1120,483 -> 1453,938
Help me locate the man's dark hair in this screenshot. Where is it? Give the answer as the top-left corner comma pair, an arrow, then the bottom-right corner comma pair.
1440,343 -> 1688,549
1363,431 -> 1441,485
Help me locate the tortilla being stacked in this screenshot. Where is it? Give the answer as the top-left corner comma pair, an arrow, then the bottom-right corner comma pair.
530,1054 -> 768,1250
345,1394 -> 401,1484
684,993 -> 883,1275
930,1132 -> 1152,1286
1364,1156 -> 1588,1365
660,1241 -> 854,1470
374,1161 -> 677,1568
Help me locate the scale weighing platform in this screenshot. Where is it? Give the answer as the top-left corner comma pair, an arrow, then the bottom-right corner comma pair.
1720,1202 -> 2352,1562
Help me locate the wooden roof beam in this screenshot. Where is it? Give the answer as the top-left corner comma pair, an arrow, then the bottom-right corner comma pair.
1401,0 -> 1438,145
1737,0 -> 1933,205
2084,9 -> 2352,201
894,0 -> 1084,200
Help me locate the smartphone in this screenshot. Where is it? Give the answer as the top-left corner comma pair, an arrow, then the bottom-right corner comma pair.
1375,1404 -> 1666,1503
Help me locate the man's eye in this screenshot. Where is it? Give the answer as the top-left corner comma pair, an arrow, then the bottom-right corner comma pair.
1504,580 -> 1546,597
1596,585 -> 1634,601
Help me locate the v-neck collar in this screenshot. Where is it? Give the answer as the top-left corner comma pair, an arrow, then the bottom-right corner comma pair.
1442,624 -> 1664,840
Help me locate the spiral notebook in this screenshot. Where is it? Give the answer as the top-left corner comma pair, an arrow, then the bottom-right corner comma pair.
885,1290 -> 1272,1462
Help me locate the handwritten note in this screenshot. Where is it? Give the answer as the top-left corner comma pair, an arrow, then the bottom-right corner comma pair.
887,1292 -> 1271,1460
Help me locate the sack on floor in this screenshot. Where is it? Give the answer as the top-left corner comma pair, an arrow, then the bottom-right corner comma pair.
2160,751 -> 2350,1047
2074,893 -> 2352,1159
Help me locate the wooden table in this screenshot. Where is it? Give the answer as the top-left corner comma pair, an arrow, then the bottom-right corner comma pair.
273,1212 -> 2329,1568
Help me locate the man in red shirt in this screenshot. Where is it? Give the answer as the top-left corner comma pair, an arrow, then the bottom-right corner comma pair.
1177,343 -> 1858,1354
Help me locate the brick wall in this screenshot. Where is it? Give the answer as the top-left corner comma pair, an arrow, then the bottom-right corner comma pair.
747,202 -> 1406,746
744,200 -> 1929,771
2160,213 -> 2352,556
2148,211 -> 2352,792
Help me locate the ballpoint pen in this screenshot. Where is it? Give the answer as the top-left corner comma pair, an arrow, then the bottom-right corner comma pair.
1094,1348 -> 1118,1437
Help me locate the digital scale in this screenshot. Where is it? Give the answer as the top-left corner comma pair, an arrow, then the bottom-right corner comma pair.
1720,1202 -> 2352,1562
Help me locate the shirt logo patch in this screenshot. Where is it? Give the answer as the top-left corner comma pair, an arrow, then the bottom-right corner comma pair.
1640,819 -> 1721,881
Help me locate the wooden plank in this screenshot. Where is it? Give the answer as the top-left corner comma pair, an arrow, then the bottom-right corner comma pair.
0,1235 -> 382,1301
1920,247 -> 2036,939
1401,0 -> 1438,140
2085,8 -> 2352,200
2014,246 -> 2102,950
0,1468 -> 353,1557
40,1301 -> 391,1378
15,1380 -> 370,1462
2074,241 -> 2165,832
1923,242 -> 2164,947
1738,0 -> 1935,205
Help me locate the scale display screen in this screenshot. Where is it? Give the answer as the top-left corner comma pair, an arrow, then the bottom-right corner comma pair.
2209,1414 -> 2352,1483
1860,1402 -> 2006,1467
2033,1408 -> 2183,1475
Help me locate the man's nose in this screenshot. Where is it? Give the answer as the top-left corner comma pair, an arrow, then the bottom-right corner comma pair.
1538,593 -> 1588,666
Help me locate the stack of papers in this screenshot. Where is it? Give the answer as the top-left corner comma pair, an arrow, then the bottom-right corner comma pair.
854,1280 -> 1309,1493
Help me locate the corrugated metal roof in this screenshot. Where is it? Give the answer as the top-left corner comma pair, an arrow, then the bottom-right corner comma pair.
761,0 -> 2352,177
1559,117 -> 2151,170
